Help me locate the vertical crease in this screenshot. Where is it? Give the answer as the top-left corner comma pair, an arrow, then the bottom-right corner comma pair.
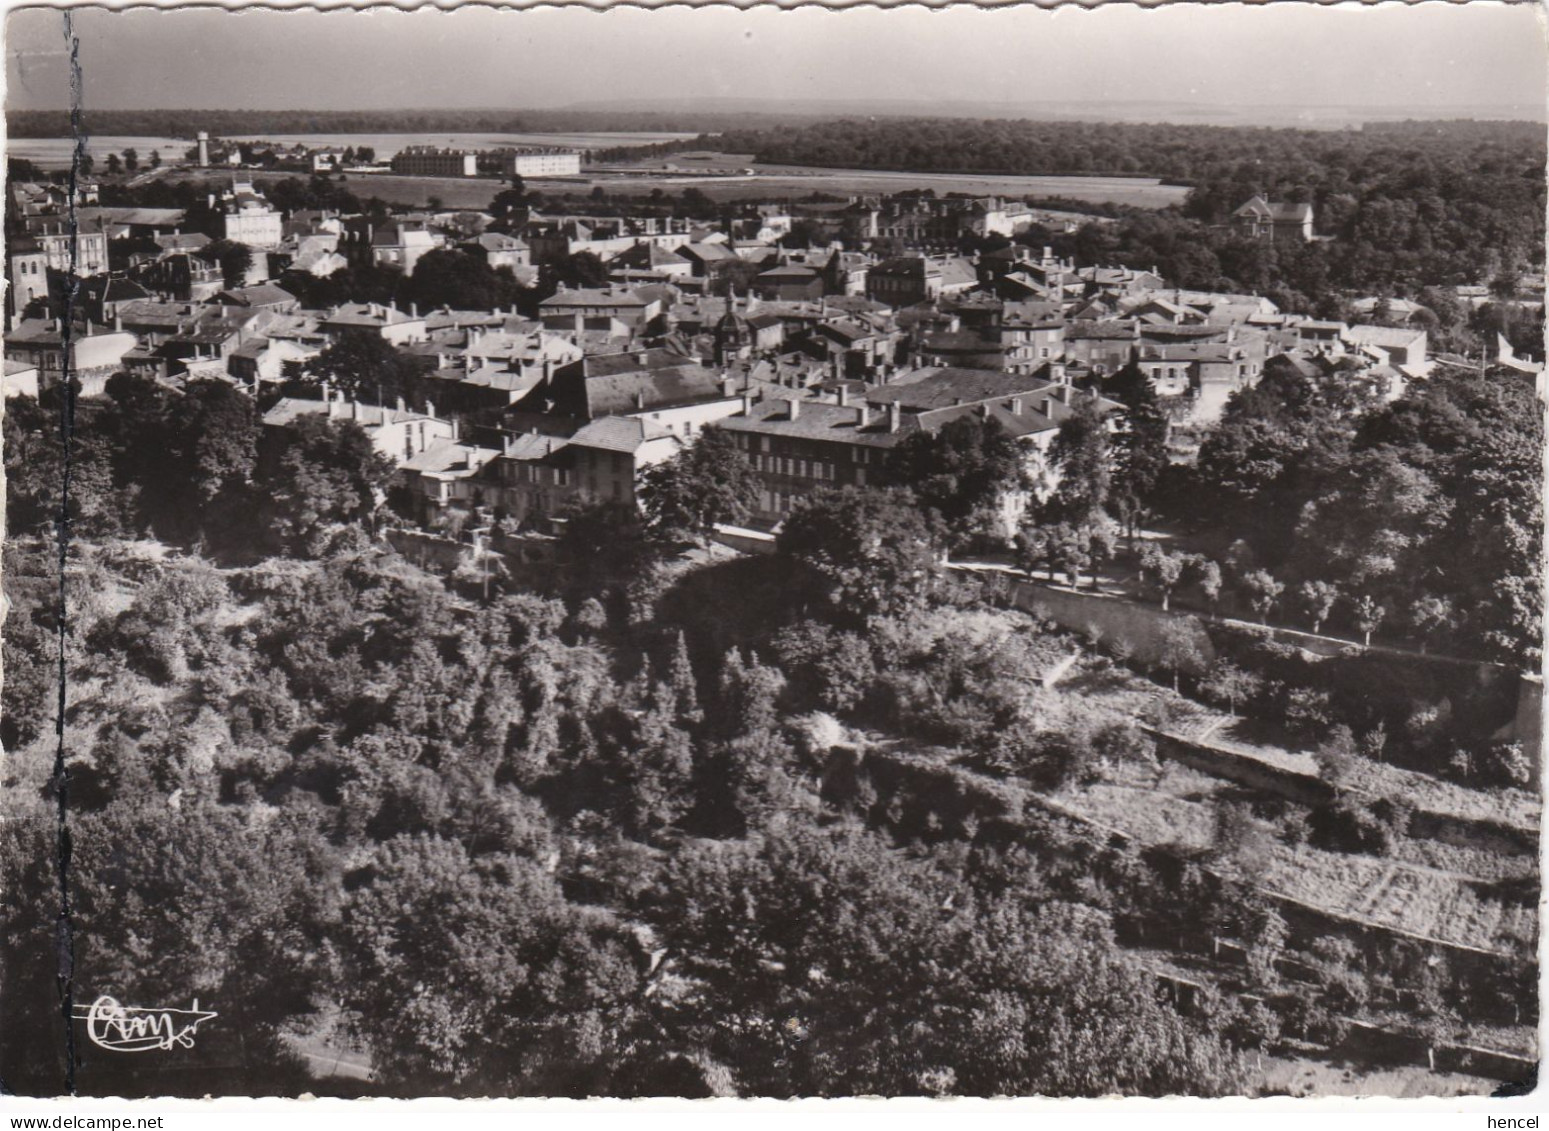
52,6 -> 84,1098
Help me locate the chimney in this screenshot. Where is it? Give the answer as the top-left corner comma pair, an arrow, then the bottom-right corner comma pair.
1057,384 -> 1072,405
410,302 -> 418,318
396,395 -> 407,413
425,399 -> 436,419
503,432 -> 516,457
542,357 -> 554,382
856,403 -> 871,429
350,400 -> 360,421
722,376 -> 737,397
887,400 -> 901,433
740,393 -> 753,415
787,398 -> 801,421
635,390 -> 646,409
837,384 -> 850,408
113,312 -> 122,332
1041,396 -> 1054,416
1009,396 -> 1023,415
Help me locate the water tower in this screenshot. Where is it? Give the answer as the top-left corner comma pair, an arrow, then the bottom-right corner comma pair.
197,131 -> 210,167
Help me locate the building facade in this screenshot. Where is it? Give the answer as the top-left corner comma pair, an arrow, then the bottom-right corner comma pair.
391,148 -> 480,177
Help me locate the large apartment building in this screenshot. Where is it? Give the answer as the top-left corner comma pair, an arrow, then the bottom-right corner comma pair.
390,147 -> 479,177
494,148 -> 582,178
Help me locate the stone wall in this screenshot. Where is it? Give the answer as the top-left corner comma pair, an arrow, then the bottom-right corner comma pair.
999,576 -> 1214,672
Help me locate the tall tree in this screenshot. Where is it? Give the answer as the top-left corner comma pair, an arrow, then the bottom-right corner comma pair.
261,415 -> 397,556
1105,362 -> 1169,528
1045,394 -> 1112,527
637,427 -> 760,545
777,487 -> 943,627
300,330 -> 421,406
887,416 -> 1028,550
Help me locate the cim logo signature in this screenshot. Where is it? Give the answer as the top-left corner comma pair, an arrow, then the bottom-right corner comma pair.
72,995 -> 218,1052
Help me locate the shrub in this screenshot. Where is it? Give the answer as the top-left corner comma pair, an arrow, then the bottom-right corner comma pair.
1284,686 -> 1333,740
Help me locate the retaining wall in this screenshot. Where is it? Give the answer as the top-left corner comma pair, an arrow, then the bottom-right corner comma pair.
1000,577 -> 1215,671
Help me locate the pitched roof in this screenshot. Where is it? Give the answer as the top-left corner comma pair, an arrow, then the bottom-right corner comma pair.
219,284 -> 296,307
580,347 -> 689,376
678,242 -> 739,263
608,241 -> 688,269
401,440 -> 500,476
758,265 -> 820,281
720,397 -> 914,448
583,365 -> 728,417
539,286 -> 649,309
1234,195 -> 1312,223
468,232 -> 528,252
866,368 -> 1057,410
153,232 -> 211,253
567,415 -> 674,454
322,302 -> 422,327
89,277 -> 153,304
937,257 -> 979,288
263,396 -> 435,429
1345,323 -> 1426,349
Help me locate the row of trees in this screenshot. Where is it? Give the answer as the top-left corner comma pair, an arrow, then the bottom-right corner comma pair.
100,147 -> 161,176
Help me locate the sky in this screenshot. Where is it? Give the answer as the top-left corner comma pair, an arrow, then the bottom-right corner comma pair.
4,1 -> 1546,118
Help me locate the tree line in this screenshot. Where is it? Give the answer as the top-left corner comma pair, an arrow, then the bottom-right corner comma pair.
6,108 -> 808,140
